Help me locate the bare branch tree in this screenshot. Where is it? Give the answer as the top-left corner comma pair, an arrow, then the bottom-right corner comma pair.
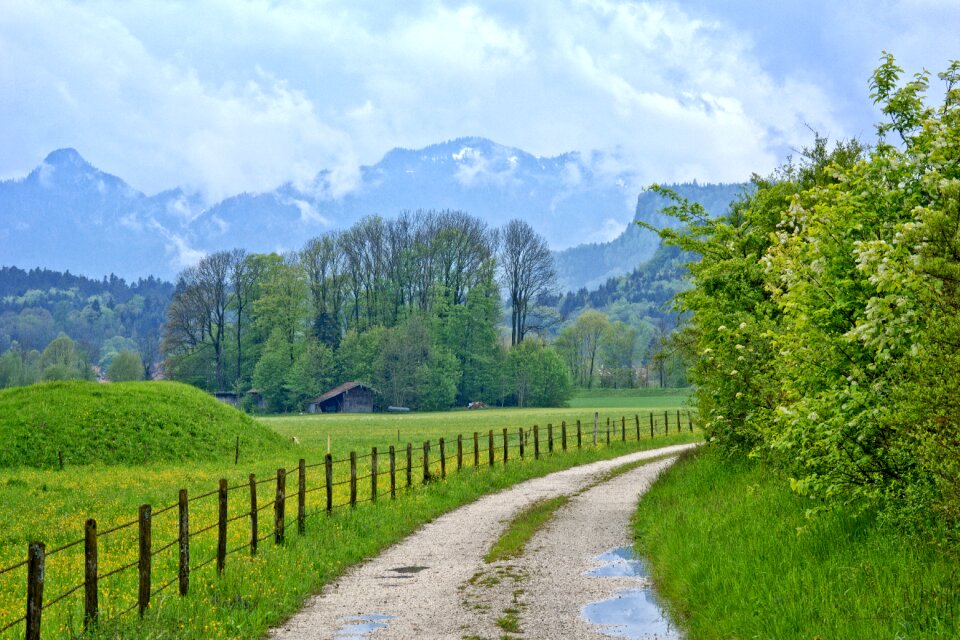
498,220 -> 556,345
161,251 -> 232,391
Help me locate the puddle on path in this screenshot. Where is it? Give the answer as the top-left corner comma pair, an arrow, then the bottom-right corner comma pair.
390,565 -> 429,574
582,547 -> 681,639
585,547 -> 650,578
333,613 -> 396,639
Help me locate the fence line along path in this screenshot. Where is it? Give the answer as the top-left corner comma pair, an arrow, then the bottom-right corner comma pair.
0,410 -> 695,640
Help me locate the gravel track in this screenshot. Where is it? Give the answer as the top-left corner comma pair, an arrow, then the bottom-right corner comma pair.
512,456 -> 682,639
269,443 -> 696,640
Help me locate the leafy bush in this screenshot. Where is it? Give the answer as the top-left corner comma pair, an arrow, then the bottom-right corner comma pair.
651,55 -> 960,542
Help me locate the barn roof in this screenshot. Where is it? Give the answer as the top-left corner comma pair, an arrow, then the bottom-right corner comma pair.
307,381 -> 376,405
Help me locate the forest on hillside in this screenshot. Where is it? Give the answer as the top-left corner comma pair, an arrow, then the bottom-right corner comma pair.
0,267 -> 172,386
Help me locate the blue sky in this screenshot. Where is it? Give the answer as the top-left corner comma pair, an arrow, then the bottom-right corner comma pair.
1,0 -> 957,200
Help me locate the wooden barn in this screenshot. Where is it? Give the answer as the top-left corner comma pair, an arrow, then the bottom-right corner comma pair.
305,382 -> 376,413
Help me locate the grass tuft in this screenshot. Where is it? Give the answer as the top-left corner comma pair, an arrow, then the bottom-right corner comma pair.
485,496 -> 569,563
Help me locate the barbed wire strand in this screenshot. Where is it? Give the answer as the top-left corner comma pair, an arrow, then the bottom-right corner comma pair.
0,615 -> 25,634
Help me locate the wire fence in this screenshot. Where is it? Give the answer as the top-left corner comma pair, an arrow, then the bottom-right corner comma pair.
0,409 -> 695,640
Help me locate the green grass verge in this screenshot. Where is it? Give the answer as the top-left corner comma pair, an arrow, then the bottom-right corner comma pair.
0,381 -> 291,468
485,495 -> 570,563
632,447 -> 960,640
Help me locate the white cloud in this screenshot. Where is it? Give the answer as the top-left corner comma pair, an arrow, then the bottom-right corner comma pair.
586,217 -> 629,244
288,198 -> 330,226
2,0 -> 954,205
147,220 -> 206,269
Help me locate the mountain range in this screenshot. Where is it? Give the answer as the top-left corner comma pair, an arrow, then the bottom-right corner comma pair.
0,139 -> 741,289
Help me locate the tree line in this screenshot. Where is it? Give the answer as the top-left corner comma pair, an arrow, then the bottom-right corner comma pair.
652,55 -> 960,543
161,211 -> 572,412
0,267 -> 171,387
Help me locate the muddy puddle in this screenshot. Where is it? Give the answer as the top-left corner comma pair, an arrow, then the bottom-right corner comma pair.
581,546 -> 680,639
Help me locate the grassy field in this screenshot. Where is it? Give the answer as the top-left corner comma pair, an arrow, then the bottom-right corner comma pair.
632,447 -> 960,640
261,400 -> 692,453
568,387 -> 694,409
0,387 -> 695,639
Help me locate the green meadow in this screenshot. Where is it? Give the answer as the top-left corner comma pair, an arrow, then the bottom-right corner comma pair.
0,382 -> 694,639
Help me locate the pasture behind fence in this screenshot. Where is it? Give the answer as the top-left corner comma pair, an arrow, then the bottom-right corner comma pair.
0,409 -> 696,640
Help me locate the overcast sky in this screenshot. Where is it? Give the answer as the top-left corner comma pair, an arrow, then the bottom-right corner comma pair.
1,0 -> 957,201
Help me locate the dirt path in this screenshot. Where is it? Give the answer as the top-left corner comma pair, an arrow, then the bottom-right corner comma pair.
269,444 -> 695,640
507,456 -> 683,639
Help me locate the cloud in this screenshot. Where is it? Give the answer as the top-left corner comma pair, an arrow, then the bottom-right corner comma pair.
1,0 -> 954,207
585,217 -> 629,244
146,220 -> 206,269
288,198 -> 330,226
0,1 -> 354,200
452,144 -> 521,188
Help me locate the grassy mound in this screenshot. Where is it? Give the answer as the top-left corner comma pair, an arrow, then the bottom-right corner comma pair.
0,381 -> 291,468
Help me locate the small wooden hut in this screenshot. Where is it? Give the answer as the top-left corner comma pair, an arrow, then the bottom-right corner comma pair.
305,382 -> 376,413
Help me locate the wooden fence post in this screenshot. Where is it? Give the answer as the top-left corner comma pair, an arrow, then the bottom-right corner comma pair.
423,441 -> 431,483
439,439 -> 446,479
389,446 -> 397,498
677,410 -> 681,432
371,448 -> 378,502
635,414 -> 640,441
488,430 -> 495,467
248,476 -> 257,557
138,504 -> 151,616
688,411 -> 693,432
606,418 -> 610,445
577,419 -> 582,448
179,490 -> 189,593
26,541 -> 44,640
298,459 -> 306,533
502,428 -> 508,463
457,435 -> 463,471
534,425 -> 540,459
217,479 -> 227,575
406,443 -> 413,487
548,424 -> 554,453
593,412 -> 598,446
664,411 -> 669,433
473,432 -> 479,467
84,519 -> 97,629
622,416 -> 626,442
519,428 -> 525,459
324,454 -> 333,513
562,421 -> 567,451
349,453 -> 357,506
275,468 -> 286,544
650,412 -> 654,438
